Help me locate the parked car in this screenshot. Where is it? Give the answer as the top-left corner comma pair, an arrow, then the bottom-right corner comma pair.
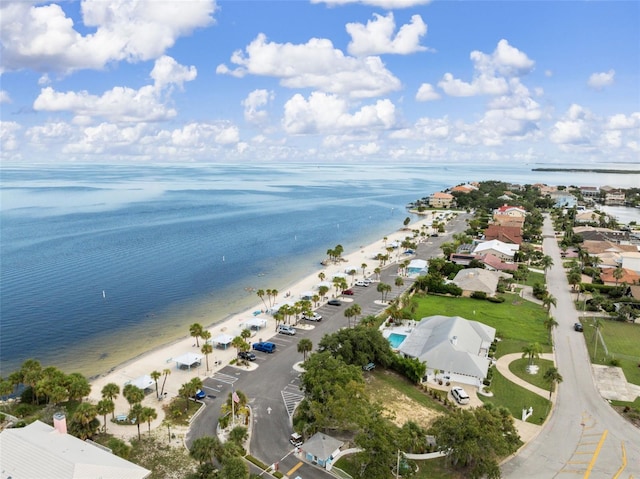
362,362 -> 375,371
327,299 -> 342,306
363,278 -> 374,284
302,312 -> 322,321
354,280 -> 369,287
289,432 -> 303,447
342,289 -> 354,295
252,341 -> 276,353
194,389 -> 206,400
238,351 -> 256,361
574,322 -> 584,332
277,324 -> 296,335
451,386 -> 470,405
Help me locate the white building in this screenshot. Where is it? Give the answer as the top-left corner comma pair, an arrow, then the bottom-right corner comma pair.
398,315 -> 496,387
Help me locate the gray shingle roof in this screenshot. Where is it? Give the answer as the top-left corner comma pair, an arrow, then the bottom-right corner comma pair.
0,421 -> 150,479
398,315 -> 495,379
302,432 -> 344,461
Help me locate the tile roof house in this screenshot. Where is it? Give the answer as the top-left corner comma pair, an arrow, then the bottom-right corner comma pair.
451,268 -> 507,296
0,417 -> 151,479
600,268 -> 640,286
429,191 -> 455,208
479,253 -> 519,272
398,315 -> 496,387
483,225 -> 523,244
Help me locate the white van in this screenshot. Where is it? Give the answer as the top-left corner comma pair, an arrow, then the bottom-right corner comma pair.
451,386 -> 470,405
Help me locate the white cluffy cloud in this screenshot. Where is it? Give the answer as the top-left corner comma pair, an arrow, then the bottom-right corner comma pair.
217,33 -> 401,99
242,89 -> 274,125
0,0 -> 216,74
587,70 -> 615,90
439,39 -> 534,97
346,13 -> 428,56
33,56 -> 196,122
415,83 -> 440,101
282,92 -> 396,134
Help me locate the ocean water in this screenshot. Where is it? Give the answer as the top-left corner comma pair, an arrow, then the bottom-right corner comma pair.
1,162 -> 638,378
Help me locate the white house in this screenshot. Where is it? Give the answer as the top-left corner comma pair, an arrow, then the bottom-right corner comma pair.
621,252 -> 640,273
0,415 -> 151,479
473,239 -> 519,261
398,315 -> 496,387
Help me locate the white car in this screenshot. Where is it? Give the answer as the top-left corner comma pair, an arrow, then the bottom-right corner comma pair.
277,325 -> 296,335
451,386 -> 470,405
302,312 -> 322,321
354,280 -> 369,287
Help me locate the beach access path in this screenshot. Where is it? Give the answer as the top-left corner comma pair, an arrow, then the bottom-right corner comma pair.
88,211 -> 456,440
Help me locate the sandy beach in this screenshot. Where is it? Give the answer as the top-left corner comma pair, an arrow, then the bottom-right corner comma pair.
88,214 -> 442,439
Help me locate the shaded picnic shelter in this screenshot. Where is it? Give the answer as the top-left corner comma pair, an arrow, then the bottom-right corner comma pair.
173,352 -> 203,370
212,333 -> 234,349
128,374 -> 154,393
242,317 -> 267,331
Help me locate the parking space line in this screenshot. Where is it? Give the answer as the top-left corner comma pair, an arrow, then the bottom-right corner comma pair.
286,461 -> 303,476
583,430 -> 608,479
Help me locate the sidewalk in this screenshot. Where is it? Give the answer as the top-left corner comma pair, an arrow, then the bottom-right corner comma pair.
494,353 -> 554,399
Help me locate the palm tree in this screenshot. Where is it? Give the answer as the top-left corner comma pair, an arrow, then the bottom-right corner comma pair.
96,398 -> 114,432
361,263 -> 368,277
231,336 -> 247,354
123,384 -> 144,412
318,285 -> 329,301
190,435 -> 219,465
521,342 -> 542,367
312,294 -> 320,307
150,370 -> 161,399
101,382 -> 120,419
543,367 -> 563,401
141,406 -> 158,436
612,264 -> 624,286
256,289 -> 268,310
568,271 -> 582,292
542,293 -> 557,313
318,272 -> 326,282
543,316 -> 558,344
71,403 -> 99,440
189,323 -> 203,347
297,339 -> 313,361
201,342 -> 213,372
351,303 -> 362,324
128,403 -> 144,440
377,282 -> 392,303
540,255 -> 554,274
159,368 -> 171,397
395,276 -> 404,291
374,267 -> 381,280
344,306 -> 354,328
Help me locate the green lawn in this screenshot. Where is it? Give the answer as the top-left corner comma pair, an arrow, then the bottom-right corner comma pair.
582,318 -> 640,387
524,271 -> 546,287
413,293 -> 551,356
508,358 -> 555,391
480,368 -> 550,425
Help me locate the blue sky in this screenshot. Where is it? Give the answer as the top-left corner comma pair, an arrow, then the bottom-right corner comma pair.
0,0 -> 638,165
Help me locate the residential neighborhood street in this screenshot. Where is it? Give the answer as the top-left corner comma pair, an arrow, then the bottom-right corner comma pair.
501,216 -> 640,478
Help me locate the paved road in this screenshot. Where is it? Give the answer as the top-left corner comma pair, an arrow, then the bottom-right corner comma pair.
186,211 -> 472,477
501,215 -> 640,478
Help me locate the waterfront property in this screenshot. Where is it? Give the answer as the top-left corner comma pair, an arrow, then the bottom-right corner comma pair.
397,315 -> 496,387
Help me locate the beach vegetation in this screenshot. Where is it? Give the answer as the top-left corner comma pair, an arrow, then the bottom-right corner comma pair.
159,368 -> 171,397
123,384 -> 145,412
189,323 -> 204,347
129,403 -> 145,440
127,435 -> 198,479
179,378 -> 203,413
297,338 -> 313,361
150,371 -> 161,399
69,402 -> 100,440
96,398 -> 114,432
429,406 -> 521,479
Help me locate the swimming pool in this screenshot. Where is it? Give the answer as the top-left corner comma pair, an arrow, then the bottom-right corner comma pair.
388,332 -> 407,349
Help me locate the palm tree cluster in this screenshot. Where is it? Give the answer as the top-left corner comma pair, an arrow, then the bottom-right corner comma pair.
343,304 -> 362,328
325,244 -> 345,263
256,288 -> 279,310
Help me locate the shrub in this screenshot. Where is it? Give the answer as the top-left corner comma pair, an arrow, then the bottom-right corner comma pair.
487,296 -> 505,303
471,291 -> 487,300
609,358 -> 621,367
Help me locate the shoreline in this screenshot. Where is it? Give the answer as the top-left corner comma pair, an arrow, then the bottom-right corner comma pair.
87,213 -> 445,438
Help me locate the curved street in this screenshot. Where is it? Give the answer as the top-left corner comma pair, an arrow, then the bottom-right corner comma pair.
501,215 -> 640,478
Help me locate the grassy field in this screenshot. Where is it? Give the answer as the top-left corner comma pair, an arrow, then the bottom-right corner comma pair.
524,271 -> 546,287
582,318 -> 640,387
412,293 -> 551,357
480,368 -> 550,425
508,358 -> 555,391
